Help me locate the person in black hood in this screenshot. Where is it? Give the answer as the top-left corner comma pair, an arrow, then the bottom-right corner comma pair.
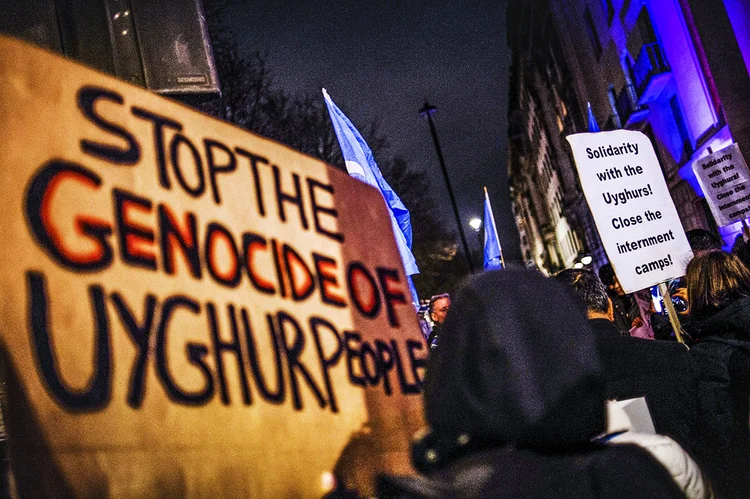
378,270 -> 683,498
686,250 -> 750,497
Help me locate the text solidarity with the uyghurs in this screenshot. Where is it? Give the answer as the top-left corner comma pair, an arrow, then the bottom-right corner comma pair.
567,130 -> 693,293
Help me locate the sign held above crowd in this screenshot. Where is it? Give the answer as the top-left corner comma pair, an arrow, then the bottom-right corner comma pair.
692,143 -> 750,227
0,36 -> 425,498
567,130 -> 693,293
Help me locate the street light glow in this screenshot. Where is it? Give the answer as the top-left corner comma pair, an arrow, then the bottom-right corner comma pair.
469,217 -> 482,231
580,255 -> 593,265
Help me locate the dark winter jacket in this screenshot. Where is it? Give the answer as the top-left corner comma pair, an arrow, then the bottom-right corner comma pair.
378,270 -> 683,498
691,296 -> 750,497
589,318 -> 699,453
427,322 -> 442,350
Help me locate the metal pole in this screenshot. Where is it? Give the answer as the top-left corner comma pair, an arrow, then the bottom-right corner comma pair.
419,100 -> 475,273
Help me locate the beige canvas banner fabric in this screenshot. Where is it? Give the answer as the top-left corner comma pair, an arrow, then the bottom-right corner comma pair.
0,36 -> 426,498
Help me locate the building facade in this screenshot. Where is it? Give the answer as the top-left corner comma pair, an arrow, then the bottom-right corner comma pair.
507,0 -> 605,274
508,0 -> 750,274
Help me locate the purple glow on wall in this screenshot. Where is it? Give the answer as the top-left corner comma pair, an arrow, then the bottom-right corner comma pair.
724,0 -> 750,78
649,0 -> 717,143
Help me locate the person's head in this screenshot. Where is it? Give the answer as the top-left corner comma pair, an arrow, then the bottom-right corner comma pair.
735,243 -> 750,273
429,293 -> 451,324
555,268 -> 613,321
423,270 -> 605,452
686,249 -> 750,323
686,228 -> 722,253
598,263 -> 624,295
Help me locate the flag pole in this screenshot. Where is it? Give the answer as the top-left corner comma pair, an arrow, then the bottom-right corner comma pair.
484,186 -> 505,268
420,100 -> 475,273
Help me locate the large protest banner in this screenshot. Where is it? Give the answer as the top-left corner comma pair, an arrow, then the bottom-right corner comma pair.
692,143 -> 750,227
567,130 -> 693,293
0,36 -> 426,497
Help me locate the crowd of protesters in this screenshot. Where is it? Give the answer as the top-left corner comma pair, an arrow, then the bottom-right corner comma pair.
376,227 -> 750,498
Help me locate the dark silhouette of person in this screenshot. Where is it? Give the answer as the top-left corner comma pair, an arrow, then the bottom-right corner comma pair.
687,250 -> 750,498
426,294 -> 450,349
598,263 -> 653,338
378,270 -> 685,498
555,268 -> 699,454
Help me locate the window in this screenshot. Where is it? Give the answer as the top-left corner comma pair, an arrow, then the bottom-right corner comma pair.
699,199 -> 720,238
607,84 -> 621,128
584,7 -> 603,59
669,96 -> 692,157
601,0 -> 615,25
636,6 -> 657,44
643,124 -> 668,177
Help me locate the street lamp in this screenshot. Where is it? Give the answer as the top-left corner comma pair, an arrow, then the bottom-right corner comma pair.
419,99 -> 475,273
469,217 -> 482,231
580,255 -> 593,266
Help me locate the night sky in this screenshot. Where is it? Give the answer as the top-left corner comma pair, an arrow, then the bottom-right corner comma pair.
225,0 -> 521,262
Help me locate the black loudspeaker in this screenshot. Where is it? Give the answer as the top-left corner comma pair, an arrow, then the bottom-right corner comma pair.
128,0 -> 220,96
0,0 -> 220,98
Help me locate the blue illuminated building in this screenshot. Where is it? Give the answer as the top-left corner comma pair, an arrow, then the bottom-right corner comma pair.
508,0 -> 750,274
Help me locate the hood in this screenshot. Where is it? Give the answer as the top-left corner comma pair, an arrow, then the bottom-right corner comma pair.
423,269 -> 606,449
699,296 -> 750,340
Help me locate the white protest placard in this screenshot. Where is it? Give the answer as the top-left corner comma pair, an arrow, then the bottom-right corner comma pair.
692,143 -> 750,226
0,36 -> 426,498
567,130 -> 693,293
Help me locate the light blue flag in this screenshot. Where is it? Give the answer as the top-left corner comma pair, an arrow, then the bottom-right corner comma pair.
483,187 -> 504,270
587,101 -> 601,133
323,89 -> 420,305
